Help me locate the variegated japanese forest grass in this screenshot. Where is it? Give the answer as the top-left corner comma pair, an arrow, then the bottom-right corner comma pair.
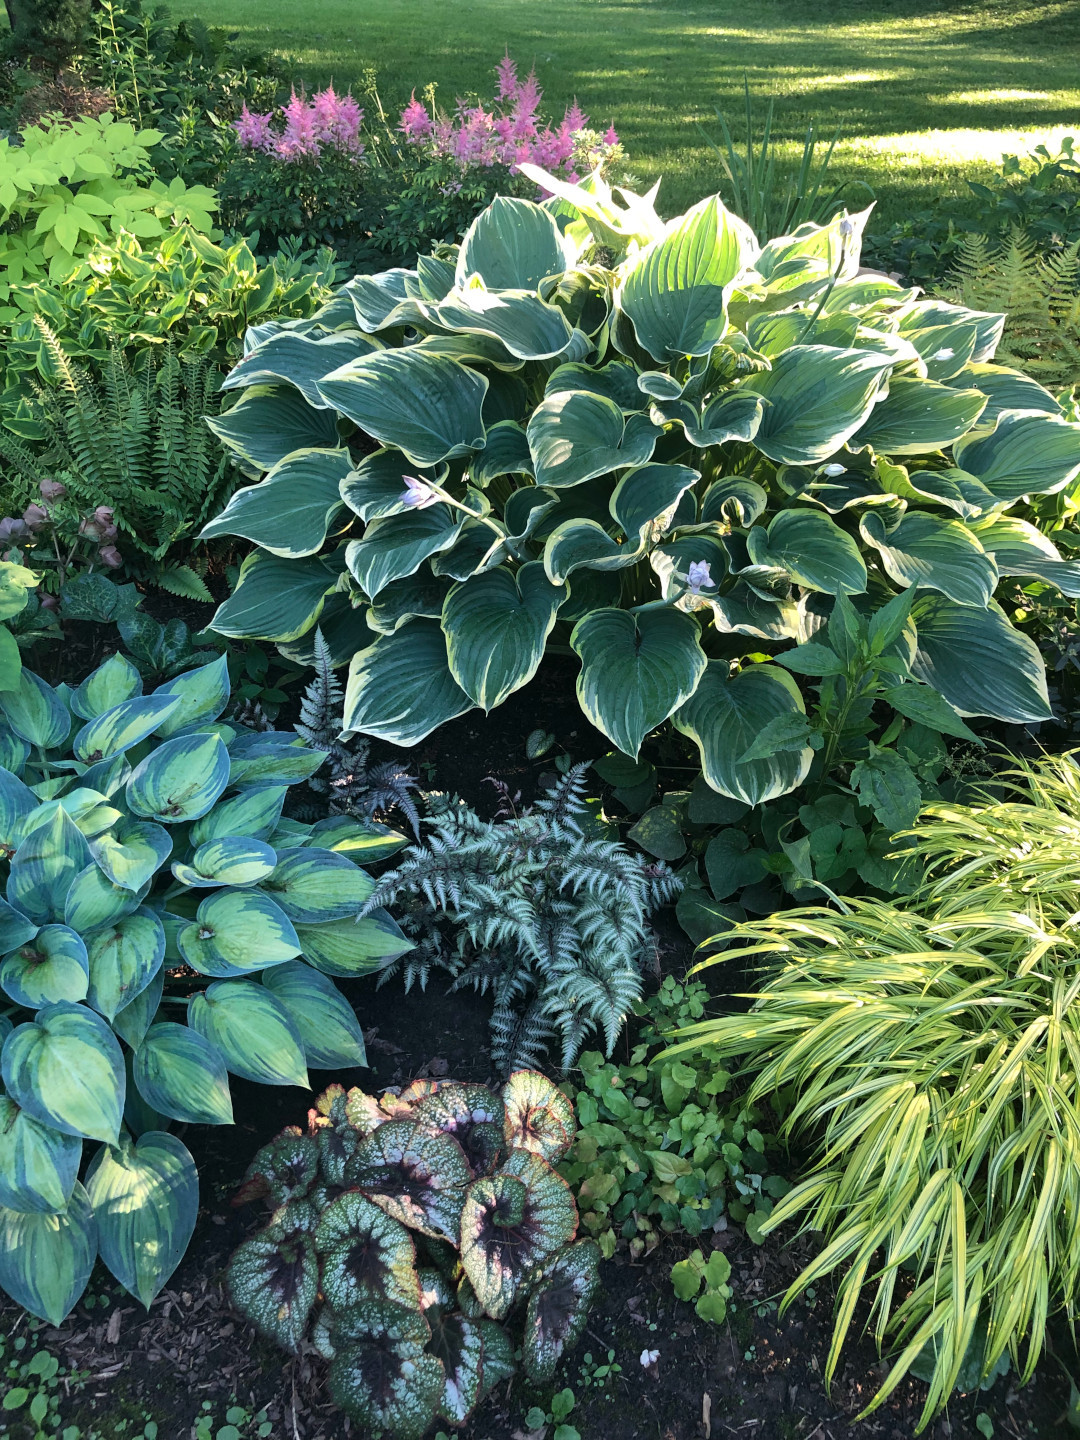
176,0 -> 1080,226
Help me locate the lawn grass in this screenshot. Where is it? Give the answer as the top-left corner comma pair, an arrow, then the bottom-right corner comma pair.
180,0 -> 1080,225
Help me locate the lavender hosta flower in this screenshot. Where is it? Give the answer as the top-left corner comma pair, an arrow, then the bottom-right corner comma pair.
38,479 -> 66,503
839,216 -> 854,238
97,545 -> 123,569
21,503 -> 49,532
686,560 -> 714,595
401,476 -> 439,510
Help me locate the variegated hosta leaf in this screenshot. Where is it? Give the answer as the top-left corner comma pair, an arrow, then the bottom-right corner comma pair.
133,1022 -> 234,1126
189,785 -> 288,845
260,962 -> 367,1069
227,1220 -> 319,1352
460,1150 -> 578,1319
316,1189 -> 421,1311
328,1301 -> 443,1440
188,979 -> 309,1087
72,694 -> 182,765
1,923 -> 89,1009
259,848 -> 373,925
126,732 -> 231,825
2,1001 -> 125,1144
85,909 -> 166,1023
346,1120 -> 472,1240
226,731 -> 328,788
0,1181 -> 97,1324
235,1129 -> 319,1208
150,654 -> 232,738
177,888 -> 301,977
521,1239 -> 602,1382
0,1096 -> 81,1214
502,1070 -> 575,1163
70,653 -> 143,721
412,1083 -> 506,1177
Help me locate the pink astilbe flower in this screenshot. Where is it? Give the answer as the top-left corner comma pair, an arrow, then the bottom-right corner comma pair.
604,125 -> 619,146
496,51 -> 519,103
276,89 -> 321,159
564,100 -> 588,134
400,92 -> 433,141
235,104 -> 275,152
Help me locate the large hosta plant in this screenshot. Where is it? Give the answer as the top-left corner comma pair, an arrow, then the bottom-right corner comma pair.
228,1070 -> 600,1440
0,652 -> 413,1325
204,176 -> 1080,802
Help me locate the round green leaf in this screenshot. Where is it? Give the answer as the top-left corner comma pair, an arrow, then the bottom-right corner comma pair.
457,196 -> 569,290
177,888 -> 301,976
126,733 -> 230,824
443,562 -> 566,711
1,924 -> 89,1010
261,962 -> 367,1069
201,448 -> 352,558
188,979 -> 309,1086
0,1181 -> 96,1324
0,1096 -> 81,1214
743,345 -> 893,465
133,1022 -> 233,1125
860,512 -> 997,607
343,620 -> 474,747
911,596 -> 1052,722
85,910 -> 165,1023
2,1001 -> 125,1144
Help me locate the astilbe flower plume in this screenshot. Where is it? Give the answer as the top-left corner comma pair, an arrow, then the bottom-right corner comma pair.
234,86 -> 365,163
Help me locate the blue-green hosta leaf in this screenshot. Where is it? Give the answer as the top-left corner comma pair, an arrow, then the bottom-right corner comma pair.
742,346 -> 893,465
112,969 -> 162,1050
319,350 -> 488,467
226,731 -> 326,789
149,655 -> 231,740
206,385 -> 341,472
86,1131 -> 198,1307
412,1084 -> 505,1178
0,669 -> 70,750
78,752 -> 131,800
972,514 -> 1080,597
172,836 -> 277,889
260,848 -> 373,925
133,1023 -> 233,1125
546,358 -> 647,412
85,910 -> 165,1023
460,1149 -> 577,1319
946,363 -> 1062,424
527,390 -> 658,488
202,449 -> 352,559
901,467 -> 999,520
571,607 -> 707,759
297,911 -> 414,977
210,550 -> 339,643
897,299 -> 1004,363
306,815 -> 409,863
344,267 -> 424,329
952,408 -> 1080,501
701,476 -> 768,527
903,321 -> 979,381
522,1238 -> 602,1382
432,287 -> 574,361
0,894 -> 37,952
343,621 -> 473,747
618,194 -> 756,361
64,863 -> 146,932
70,654 -> 143,721
316,1189 -> 419,1310
911,596 -> 1051,722
0,1097 -> 80,1214
188,979 -> 308,1086
657,389 -> 765,448
502,1071 -> 575,1163
222,331 -> 380,406
189,785 -> 288,845
852,376 -> 986,455
747,509 -> 867,596
126,733 -> 230,825
238,1130 -> 318,1208
347,1120 -> 472,1241
609,463 -> 701,540
2,1001 -> 124,1144
443,562 -> 566,711
8,807 -> 92,925
542,518 -> 644,586
328,1302 -> 443,1440
457,195 -> 569,289
468,421 -> 534,487
24,788 -> 121,844
0,766 -> 37,852
90,819 -> 172,894
1,924 -> 89,1009
227,1221 -> 319,1352
0,723 -> 29,775
346,504 -> 464,601
339,449 -> 449,523
178,888 -> 300,977
261,962 -> 367,1069
860,511 -> 997,607
674,662 -> 814,805
0,1181 -> 96,1324
72,695 -> 181,765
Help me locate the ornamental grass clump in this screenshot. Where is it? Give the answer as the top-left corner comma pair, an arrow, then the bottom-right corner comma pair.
670,751 -> 1080,1430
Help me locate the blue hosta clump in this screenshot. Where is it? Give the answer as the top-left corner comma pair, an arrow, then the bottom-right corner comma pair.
228,1069 -> 600,1440
0,652 -> 414,1325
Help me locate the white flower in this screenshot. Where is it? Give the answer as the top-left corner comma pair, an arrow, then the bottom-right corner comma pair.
839,217 -> 854,237
932,347 -> 955,362
400,475 -> 439,509
821,463 -> 846,477
640,1348 -> 660,1367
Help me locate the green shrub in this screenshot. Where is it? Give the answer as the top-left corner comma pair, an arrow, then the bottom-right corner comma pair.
672,751 -> 1080,1429
228,1070 -> 600,1440
0,649 -> 415,1325
2,0 -> 90,74
204,178 -> 1080,811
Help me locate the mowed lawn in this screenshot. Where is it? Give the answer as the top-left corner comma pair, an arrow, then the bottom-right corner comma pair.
182,0 -> 1080,224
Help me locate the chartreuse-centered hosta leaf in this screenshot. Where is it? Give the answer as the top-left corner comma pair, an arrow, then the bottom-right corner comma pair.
204,174 -> 1080,796
0,653 -> 412,1323
227,1069 -> 597,1435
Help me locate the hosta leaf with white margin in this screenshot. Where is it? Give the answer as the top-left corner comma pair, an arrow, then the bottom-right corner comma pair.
344,268 -> 425,330
0,1181 -> 96,1324
260,848 -> 373,924
0,1096 -> 81,1214
64,862 -> 146,933
609,462 -> 701,540
202,448 -> 352,559
431,288 -> 575,362
418,1270 -> 484,1424
72,694 -> 181,764
747,510 -> 867,596
172,836 -> 277,889
657,389 -> 765,448
2,1001 -> 124,1144
342,620 -> 473,746
911,597 -> 1051,722
542,518 -> 645,586
315,1190 -> 420,1310
468,421 -> 535,486
522,1238 -> 602,1382
1,924 -> 89,1009
459,1148 -> 577,1320
150,654 -> 231,739
952,408 -> 1080,501
456,196 -> 570,291
742,346 -> 893,464
412,1083 -> 506,1178
0,670 -> 71,750
237,1130 -> 318,1208
226,732 -> 328,789
327,1301 -> 443,1440
221,331 -> 380,407
126,732 -> 229,824
69,653 -> 142,721
178,888 -> 300,977
206,386 -> 341,472
132,1022 -> 233,1125
617,194 -> 757,361
701,476 -> 768,527
261,962 -> 367,1069
346,504 -> 463,601
851,377 -> 987,455
227,1220 -> 319,1352
674,662 -> 814,804
897,298 -> 1005,363
902,320 -> 980,381
502,1070 -> 575,1163
296,910 -> 414,977
347,1120 -> 472,1240
85,909 -> 165,1022
859,512 -> 998,607
0,767 -> 37,854
946,362 -> 1061,423
85,1131 -> 198,1306
212,550 -> 341,646
90,819 -> 172,892
339,449 -> 450,523
571,607 -> 707,759
189,979 -> 308,1087
319,350 -> 487,467
189,785 -> 287,845
443,562 -> 567,710
527,390 -> 658,488
972,514 -> 1080,597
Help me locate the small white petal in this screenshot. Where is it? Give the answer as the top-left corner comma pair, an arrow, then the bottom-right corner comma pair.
821,463 -> 846,477
932,347 -> 955,361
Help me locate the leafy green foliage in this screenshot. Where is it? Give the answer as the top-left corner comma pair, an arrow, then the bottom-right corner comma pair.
0,650 -> 411,1324
228,1070 -> 600,1436
364,763 -> 679,1071
2,0 -> 90,74
670,1247 -> 732,1324
0,559 -> 41,698
672,751 -> 1080,1430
